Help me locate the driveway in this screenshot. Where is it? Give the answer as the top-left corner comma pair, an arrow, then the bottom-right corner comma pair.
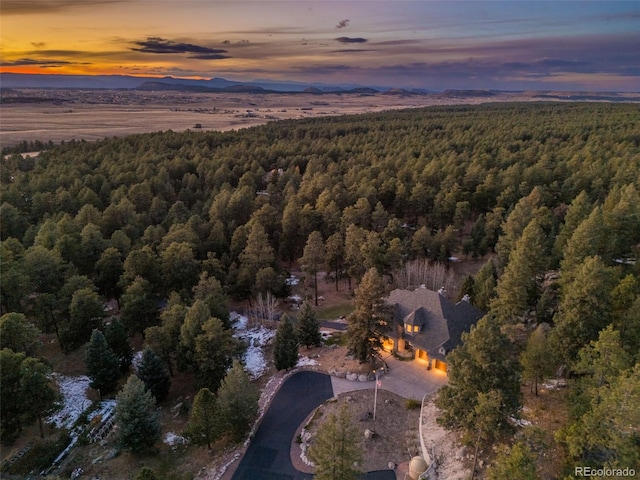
232,371 -> 332,480
231,371 -> 395,480
331,353 -> 448,400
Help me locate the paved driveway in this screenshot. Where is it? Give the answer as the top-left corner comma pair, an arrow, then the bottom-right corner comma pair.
232,371 -> 332,480
331,353 -> 448,400
231,371 -> 395,480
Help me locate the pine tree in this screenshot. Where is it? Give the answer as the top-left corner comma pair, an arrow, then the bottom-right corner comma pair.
521,326 -> 554,395
436,316 -> 522,440
194,317 -> 240,392
177,299 -> 210,373
490,216 -> 549,324
137,346 -> 171,402
216,360 -> 258,442
105,317 -> 133,372
20,356 -> 60,439
274,314 -> 299,370
64,287 -> 104,351
134,467 -> 158,480
0,312 -> 41,355
473,259 -> 497,311
186,387 -> 218,449
552,255 -> 614,365
308,404 -> 362,480
487,442 -> 539,480
296,302 -> 321,348
116,375 -> 160,453
120,276 -> 158,335
346,268 -> 390,364
299,231 -> 326,306
85,329 -> 120,398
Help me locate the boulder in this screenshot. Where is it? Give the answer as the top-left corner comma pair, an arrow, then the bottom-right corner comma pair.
364,429 -> 375,440
358,374 -> 369,382
346,373 -> 358,381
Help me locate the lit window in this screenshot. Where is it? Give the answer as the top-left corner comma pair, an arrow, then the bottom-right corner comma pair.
413,325 -> 419,333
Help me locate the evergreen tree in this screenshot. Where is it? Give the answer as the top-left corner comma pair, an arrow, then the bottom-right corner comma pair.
216,360 -> 259,442
177,299 -> 210,373
325,232 -> 344,291
96,247 -> 124,304
521,325 -> 554,395
238,222 -> 275,296
63,287 -> 104,352
0,312 -> 41,355
85,329 -> 120,397
116,375 -> 161,453
137,346 -> 171,402
486,442 -> 539,480
299,231 -> 326,306
473,259 -> 497,311
552,256 -> 614,365
274,314 -> 299,371
456,275 -> 475,303
490,216 -> 549,324
1,348 -> 26,441
436,316 -> 522,440
296,301 -> 321,348
194,317 -> 240,392
186,387 -> 218,449
134,467 -> 158,480
308,404 -> 362,480
105,317 -> 133,372
193,272 -> 230,328
346,268 -> 390,364
553,190 -> 591,261
120,276 -> 158,335
20,356 -> 60,438
559,207 -> 607,288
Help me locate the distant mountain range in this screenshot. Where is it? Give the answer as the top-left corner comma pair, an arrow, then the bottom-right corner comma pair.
0,72 -> 431,94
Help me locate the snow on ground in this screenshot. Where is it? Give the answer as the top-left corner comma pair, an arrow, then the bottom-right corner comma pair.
285,275 -> 300,286
231,312 -> 276,379
541,379 -> 567,390
164,432 -> 188,446
87,399 -> 116,422
47,375 -> 92,429
297,356 -> 318,367
132,350 -> 143,371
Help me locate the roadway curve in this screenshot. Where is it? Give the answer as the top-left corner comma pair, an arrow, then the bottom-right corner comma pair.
231,371 -> 395,480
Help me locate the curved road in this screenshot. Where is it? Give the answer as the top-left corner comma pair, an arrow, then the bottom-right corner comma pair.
231,371 -> 394,480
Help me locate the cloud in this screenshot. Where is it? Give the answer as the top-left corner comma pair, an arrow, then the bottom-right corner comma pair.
0,57 -> 88,67
2,0 -> 126,15
189,53 -> 231,60
131,37 -> 229,56
335,19 -> 350,29
335,37 -> 367,44
329,49 -> 376,54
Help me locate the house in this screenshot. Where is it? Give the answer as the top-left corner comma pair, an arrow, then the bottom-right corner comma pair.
382,286 -> 484,372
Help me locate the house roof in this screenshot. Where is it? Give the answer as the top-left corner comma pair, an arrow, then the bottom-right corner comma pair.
386,287 -> 484,361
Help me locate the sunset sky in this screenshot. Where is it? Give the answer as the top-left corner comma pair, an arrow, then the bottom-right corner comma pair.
1,1 -> 639,91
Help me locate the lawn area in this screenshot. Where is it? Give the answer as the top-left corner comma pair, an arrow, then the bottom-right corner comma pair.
315,300 -> 353,320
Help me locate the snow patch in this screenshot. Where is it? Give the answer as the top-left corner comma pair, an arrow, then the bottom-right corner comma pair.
132,350 -> 143,371
285,275 -> 300,286
541,379 -> 567,390
509,416 -> 532,428
230,312 -> 276,379
47,375 -> 92,429
164,432 -> 188,446
297,356 -> 318,367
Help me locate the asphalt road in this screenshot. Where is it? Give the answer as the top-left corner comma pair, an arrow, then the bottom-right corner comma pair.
231,371 -> 395,480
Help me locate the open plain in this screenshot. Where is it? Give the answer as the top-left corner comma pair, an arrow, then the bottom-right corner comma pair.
3,89 -> 638,148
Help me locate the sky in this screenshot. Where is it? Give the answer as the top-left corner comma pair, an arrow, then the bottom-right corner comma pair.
1,1 -> 639,91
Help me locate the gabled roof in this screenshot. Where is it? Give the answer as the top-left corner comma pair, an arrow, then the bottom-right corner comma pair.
386,287 -> 484,360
